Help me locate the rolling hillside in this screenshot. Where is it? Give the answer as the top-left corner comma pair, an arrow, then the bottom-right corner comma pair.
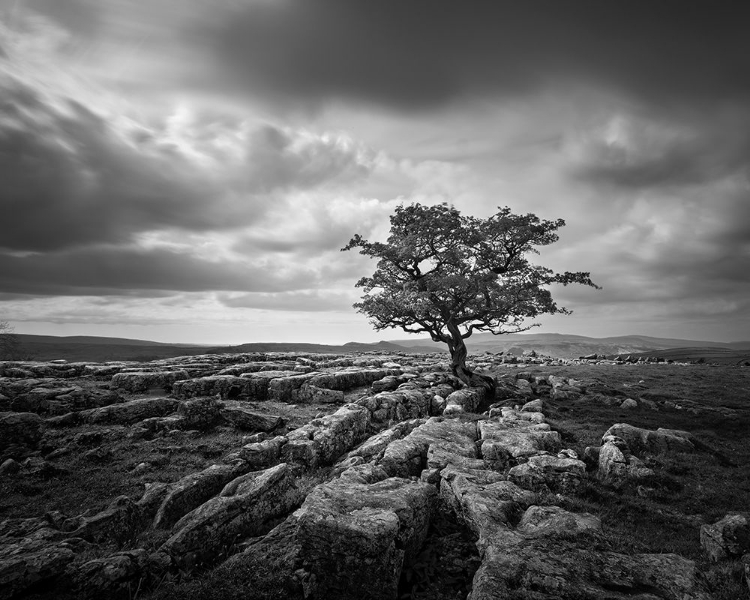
386,333 -> 750,361
6,336 -> 441,363
5,333 -> 749,364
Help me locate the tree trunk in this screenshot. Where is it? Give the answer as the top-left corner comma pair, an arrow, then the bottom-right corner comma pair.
447,327 -> 496,398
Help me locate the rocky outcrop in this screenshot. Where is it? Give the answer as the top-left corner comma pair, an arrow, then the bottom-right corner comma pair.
295,476 -> 436,600
342,419 -> 426,464
219,401 -> 283,432
71,549 -> 148,599
152,462 -> 253,529
217,362 -> 298,376
379,417 -> 478,478
281,404 -> 371,468
156,463 -> 301,571
479,415 -> 561,470
0,352 -> 722,600
356,388 -> 433,425
172,375 -> 271,400
596,435 -> 655,489
508,454 -> 587,494
0,362 -> 87,379
111,370 -> 189,393
0,412 -> 45,460
266,373 -> 320,402
470,544 -> 711,599
290,384 -> 344,404
440,466 -> 534,551
516,505 -> 600,537
176,396 -> 223,430
240,436 -> 287,469
306,368 -> 401,392
602,423 -> 695,455
80,397 -> 180,425
0,531 -> 76,600
3,385 -> 122,415
700,513 -> 750,562
371,375 -> 401,393
444,388 -> 485,415
65,496 -> 141,545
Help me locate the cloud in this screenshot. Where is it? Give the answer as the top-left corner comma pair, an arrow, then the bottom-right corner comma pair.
0,244 -> 322,296
205,1 -> 750,111
218,290 -> 355,312
0,69 -> 377,253
569,111 -> 750,189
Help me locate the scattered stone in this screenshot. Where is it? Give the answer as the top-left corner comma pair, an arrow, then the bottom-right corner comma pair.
83,446 -> 113,463
444,388 -> 486,415
602,423 -> 695,456
67,496 -> 141,545
153,462 -> 254,529
517,505 -> 601,537
521,398 -> 544,413
479,419 -> 561,468
470,546 -> 711,600
0,412 -> 45,460
597,435 -> 655,489
157,463 -> 301,571
0,535 -> 76,599
379,418 -> 478,478
111,370 -> 189,392
72,549 -> 148,599
0,458 -> 20,475
700,513 -> 750,562
81,397 -> 180,425
220,401 -> 283,432
356,389 -> 433,425
292,384 -> 344,404
177,396 -> 223,430
508,454 -> 587,494
371,375 -> 400,393
240,436 -> 286,470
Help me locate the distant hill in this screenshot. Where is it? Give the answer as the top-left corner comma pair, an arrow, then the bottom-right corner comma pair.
612,347 -> 750,366
6,332 -> 749,364
9,335 -> 213,362
14,334 -> 199,347
385,332 -> 750,361
6,335 -> 442,363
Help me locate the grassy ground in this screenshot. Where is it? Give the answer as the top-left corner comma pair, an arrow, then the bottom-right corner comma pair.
495,363 -> 750,599
0,393 -> 353,521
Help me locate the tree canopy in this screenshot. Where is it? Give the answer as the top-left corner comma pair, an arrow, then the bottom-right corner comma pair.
342,203 -> 599,390
0,320 -> 21,361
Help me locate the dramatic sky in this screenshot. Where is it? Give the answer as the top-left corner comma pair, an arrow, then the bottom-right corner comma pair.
1,0 -> 749,344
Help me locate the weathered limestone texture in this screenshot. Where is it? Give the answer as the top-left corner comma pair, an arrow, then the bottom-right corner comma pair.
295,476 -> 436,600
156,463 -> 301,571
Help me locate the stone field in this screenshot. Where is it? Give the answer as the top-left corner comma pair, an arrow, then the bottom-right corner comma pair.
1,351 -> 749,599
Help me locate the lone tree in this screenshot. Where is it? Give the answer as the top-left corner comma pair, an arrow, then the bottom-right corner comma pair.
0,320 -> 22,361
342,203 -> 599,393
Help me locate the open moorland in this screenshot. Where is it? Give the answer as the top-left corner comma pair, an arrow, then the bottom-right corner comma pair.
1,350 -> 750,599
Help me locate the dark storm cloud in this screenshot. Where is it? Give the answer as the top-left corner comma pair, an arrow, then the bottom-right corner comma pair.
572,117 -> 750,189
0,71 -> 372,252
0,74 -> 226,251
0,245 -> 320,296
210,0 -> 750,110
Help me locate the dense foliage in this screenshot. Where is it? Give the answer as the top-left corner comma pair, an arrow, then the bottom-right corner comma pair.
342,203 -> 599,390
